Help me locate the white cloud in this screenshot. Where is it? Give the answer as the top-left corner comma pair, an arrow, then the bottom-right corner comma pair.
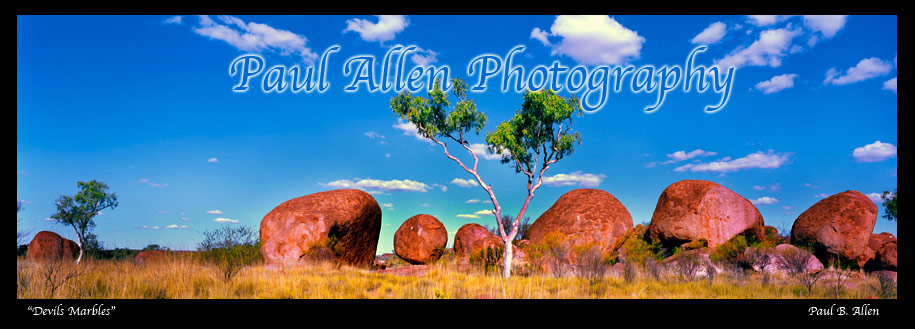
410,47 -> 439,66
867,193 -> 887,203
530,27 -> 551,46
19,200 -> 33,205
450,178 -> 479,188
814,193 -> 830,198
802,15 -> 847,38
163,15 -> 183,25
138,178 -> 168,188
715,28 -> 801,69
751,196 -> 779,205
364,131 -> 386,139
393,119 -> 432,143
207,157 -> 219,163
380,203 -> 394,210
691,21 -> 727,45
343,15 -> 408,43
824,57 -> 893,85
542,171 -> 606,188
180,217 -> 190,221
667,149 -> 716,162
321,178 -> 432,192
385,153 -> 391,158
883,77 -> 897,93
804,183 -> 819,189
753,183 -> 780,192
474,209 -> 494,216
165,224 -> 189,229
852,141 -> 897,162
674,150 -> 789,173
536,15 -> 645,65
746,15 -> 792,26
193,15 -> 319,65
206,210 -> 224,215
755,73 -> 798,94
465,199 -> 482,204
431,183 -> 448,192
456,214 -> 480,219
213,218 -> 239,223
469,143 -> 507,161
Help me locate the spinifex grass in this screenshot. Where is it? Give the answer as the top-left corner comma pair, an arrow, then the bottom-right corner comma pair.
16,256 -> 893,299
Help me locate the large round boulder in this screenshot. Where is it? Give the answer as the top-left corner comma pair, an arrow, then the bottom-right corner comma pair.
393,214 -> 448,265
453,223 -> 502,258
526,189 -> 633,254
26,231 -> 79,260
260,189 -> 382,268
647,180 -> 765,248
865,232 -> 897,271
790,190 -> 877,268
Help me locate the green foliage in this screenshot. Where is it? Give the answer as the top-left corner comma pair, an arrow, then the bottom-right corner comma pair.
469,245 -> 504,275
709,235 -> 751,263
142,244 -> 168,252
50,180 -> 118,260
485,89 -> 582,174
197,225 -> 260,283
390,77 -> 487,141
486,215 -> 531,241
882,188 -> 896,221
685,239 -> 708,250
613,224 -> 664,266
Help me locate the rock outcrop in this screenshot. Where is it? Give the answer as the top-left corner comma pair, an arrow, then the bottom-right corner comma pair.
865,232 -> 897,271
26,231 -> 79,260
790,190 -> 878,267
453,223 -> 502,258
393,214 -> 448,265
647,180 -> 765,248
526,189 -> 633,254
260,189 -> 382,268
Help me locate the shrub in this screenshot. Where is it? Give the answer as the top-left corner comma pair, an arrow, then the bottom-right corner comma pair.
523,231 -> 570,277
197,225 -> 260,283
469,245 -> 503,275
613,224 -> 664,266
709,235 -> 750,264
573,243 -> 609,282
671,250 -> 702,281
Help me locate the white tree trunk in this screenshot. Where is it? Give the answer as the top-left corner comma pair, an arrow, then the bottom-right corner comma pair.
502,239 -> 513,278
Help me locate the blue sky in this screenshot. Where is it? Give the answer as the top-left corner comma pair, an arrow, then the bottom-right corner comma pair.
17,15 -> 897,254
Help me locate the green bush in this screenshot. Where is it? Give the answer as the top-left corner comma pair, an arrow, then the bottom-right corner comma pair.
469,245 -> 503,275
709,235 -> 751,263
197,225 -> 261,283
613,224 -> 664,266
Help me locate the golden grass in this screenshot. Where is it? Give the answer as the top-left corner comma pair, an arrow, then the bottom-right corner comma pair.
16,256 -> 894,299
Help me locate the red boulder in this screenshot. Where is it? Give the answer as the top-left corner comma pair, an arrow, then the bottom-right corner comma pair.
865,232 -> 897,271
393,214 -> 448,265
259,189 -> 382,268
526,189 -> 633,254
26,231 -> 79,260
790,190 -> 878,267
647,180 -> 765,248
453,223 -> 502,258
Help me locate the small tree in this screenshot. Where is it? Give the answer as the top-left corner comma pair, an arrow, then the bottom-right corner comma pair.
486,215 -> 531,242
198,225 -> 260,283
882,188 -> 896,221
50,180 -> 118,264
391,79 -> 583,278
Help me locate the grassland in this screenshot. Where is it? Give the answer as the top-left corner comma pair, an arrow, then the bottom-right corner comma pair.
16,255 -> 896,299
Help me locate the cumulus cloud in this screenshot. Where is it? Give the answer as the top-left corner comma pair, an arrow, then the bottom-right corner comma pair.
207,157 -> 219,163
465,199 -> 482,204
206,210 -> 224,215
321,178 -> 432,192
824,57 -> 893,85
691,21 -> 727,45
802,15 -> 847,38
755,73 -> 798,94
883,77 -> 897,93
534,15 -> 645,65
542,171 -> 606,187
474,209 -> 494,216
410,47 -> 439,66
715,27 -> 801,69
165,224 -> 189,229
674,150 -> 789,173
163,15 -> 183,25
814,193 -> 830,198
746,15 -> 792,26
450,178 -> 479,188
193,15 -> 319,65
753,183 -> 781,192
469,143 -> 508,161
380,202 -> 394,210
751,196 -> 779,205
343,15 -> 408,43
530,27 -> 551,46
393,119 -> 432,143
852,141 -> 897,162
138,178 -> 168,188
867,193 -> 887,203
647,149 -> 717,167
456,214 -> 480,219
213,218 -> 239,223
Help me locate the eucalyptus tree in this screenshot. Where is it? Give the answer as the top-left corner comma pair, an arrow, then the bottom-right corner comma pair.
50,180 -> 118,264
391,78 -> 583,278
